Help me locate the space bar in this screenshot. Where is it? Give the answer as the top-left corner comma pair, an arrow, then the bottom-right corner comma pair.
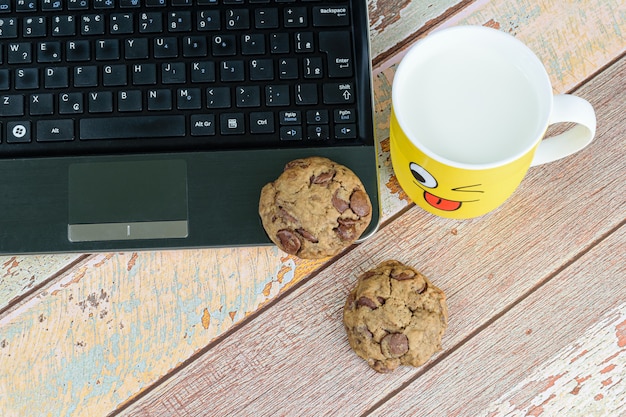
80,116 -> 186,140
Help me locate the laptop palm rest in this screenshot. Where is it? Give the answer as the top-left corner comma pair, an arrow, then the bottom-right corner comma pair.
68,160 -> 188,242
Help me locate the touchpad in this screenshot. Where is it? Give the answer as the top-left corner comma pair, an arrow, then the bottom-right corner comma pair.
68,159 -> 188,242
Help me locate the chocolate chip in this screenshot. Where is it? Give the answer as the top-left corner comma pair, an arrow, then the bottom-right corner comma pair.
358,270 -> 377,280
349,190 -> 371,217
276,229 -> 301,255
296,228 -> 318,243
417,281 -> 428,294
284,159 -> 310,171
334,218 -> 358,241
381,333 -> 409,358
310,170 -> 336,185
356,296 -> 377,309
277,207 -> 298,224
332,189 -> 350,213
390,268 -> 416,281
356,325 -> 373,340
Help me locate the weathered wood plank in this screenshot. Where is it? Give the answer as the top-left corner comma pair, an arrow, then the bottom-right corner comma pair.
1,2 -> 625,416
119,57 -> 625,416
367,0 -> 466,59
373,0 -> 626,212
0,255 -> 85,311
370,226 -> 626,417
0,248 -> 299,417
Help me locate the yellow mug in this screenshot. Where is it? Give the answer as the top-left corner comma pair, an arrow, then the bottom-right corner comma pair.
390,26 -> 596,219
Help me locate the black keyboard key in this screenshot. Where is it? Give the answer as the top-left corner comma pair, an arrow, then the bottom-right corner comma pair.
220,113 -> 245,135
147,89 -> 172,110
265,85 -> 289,106
313,5 -> 350,27
295,83 -> 318,105
190,114 -> 216,136
132,63 -> 157,85
74,65 -> 98,87
279,110 -> 301,125
191,61 -> 216,83
6,121 -> 31,143
37,119 -> 74,141
279,58 -> 298,79
280,126 -> 302,140
335,123 -> 356,139
52,16 -> 77,37
96,39 -> 120,61
23,16 -> 46,38
323,82 -> 354,104
207,86 -> 231,108
0,17 -> 17,39
270,33 -> 289,54
250,111 -> 274,134
154,37 -> 178,58
42,0 -> 63,12
236,85 -> 261,107
88,91 -> 113,113
8,42 -> 32,64
29,93 -> 54,115
162,62 -> 186,84
79,115 -> 185,140
140,12 -> 163,33
183,36 -> 208,57
44,67 -> 69,88
176,87 -> 201,110
212,34 -> 236,56
1,94 -> 25,116
102,64 -> 127,86
220,60 -> 245,82
283,7 -> 307,27
124,38 -> 149,59
118,90 -> 143,112
226,9 -> 249,30
37,41 -> 62,63
319,31 -> 353,77
15,68 -> 39,90
168,11 -> 192,32
59,92 -> 84,114
197,10 -> 220,31
110,13 -> 134,34
255,8 -> 279,29
81,14 -> 106,35
249,58 -> 274,81
66,40 -> 91,62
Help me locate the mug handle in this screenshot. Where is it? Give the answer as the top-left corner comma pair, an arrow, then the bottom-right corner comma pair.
530,94 -> 597,167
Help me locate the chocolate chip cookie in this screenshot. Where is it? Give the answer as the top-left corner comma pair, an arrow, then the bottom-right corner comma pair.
259,157 -> 373,259
343,260 -> 448,373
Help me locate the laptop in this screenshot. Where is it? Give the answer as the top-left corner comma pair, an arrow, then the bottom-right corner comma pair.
0,0 -> 380,254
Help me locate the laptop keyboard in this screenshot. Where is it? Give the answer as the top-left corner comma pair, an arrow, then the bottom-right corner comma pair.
0,0 -> 371,157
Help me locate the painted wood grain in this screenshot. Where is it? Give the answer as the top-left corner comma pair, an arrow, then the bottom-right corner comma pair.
370,226 -> 626,417
0,254 -> 84,311
373,0 -> 626,212
120,57 -> 626,416
1,2 -> 625,416
0,248 -> 298,417
367,0 -> 466,59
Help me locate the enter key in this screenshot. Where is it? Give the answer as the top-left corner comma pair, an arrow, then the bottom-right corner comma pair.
319,31 -> 353,78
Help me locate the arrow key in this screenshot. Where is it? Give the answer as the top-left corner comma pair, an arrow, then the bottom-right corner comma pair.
334,123 -> 356,140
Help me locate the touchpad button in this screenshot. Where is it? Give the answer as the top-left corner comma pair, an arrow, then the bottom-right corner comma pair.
68,159 -> 188,242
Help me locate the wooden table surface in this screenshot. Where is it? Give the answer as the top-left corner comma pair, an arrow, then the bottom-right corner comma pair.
1,1 -> 625,416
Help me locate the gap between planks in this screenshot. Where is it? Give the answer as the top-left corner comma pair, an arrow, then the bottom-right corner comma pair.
116,53 -> 626,416
0,254 -> 93,318
362,219 -> 626,417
